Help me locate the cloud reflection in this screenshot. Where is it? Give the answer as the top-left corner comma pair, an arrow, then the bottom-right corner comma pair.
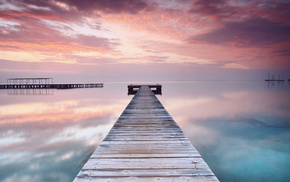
160,82 -> 290,182
1,82 -> 289,182
0,87 -> 128,182
163,83 -> 290,123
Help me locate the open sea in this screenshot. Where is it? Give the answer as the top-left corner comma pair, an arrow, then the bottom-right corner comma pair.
0,81 -> 289,182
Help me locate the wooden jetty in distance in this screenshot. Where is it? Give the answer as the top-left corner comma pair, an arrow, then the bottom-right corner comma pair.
265,73 -> 285,82
128,84 -> 161,95
0,83 -> 103,89
0,78 -> 103,89
74,85 -> 219,182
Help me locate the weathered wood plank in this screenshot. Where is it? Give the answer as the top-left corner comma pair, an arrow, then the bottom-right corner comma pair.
74,177 -> 218,182
74,86 -> 219,182
90,154 -> 202,159
77,168 -> 215,177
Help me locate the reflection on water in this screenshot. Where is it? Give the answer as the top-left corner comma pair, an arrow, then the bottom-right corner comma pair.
0,84 -> 130,182
7,89 -> 54,95
0,81 -> 289,182
160,81 -> 290,182
266,80 -> 287,89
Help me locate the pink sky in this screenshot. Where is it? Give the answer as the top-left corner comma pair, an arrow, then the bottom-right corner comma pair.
0,0 -> 289,82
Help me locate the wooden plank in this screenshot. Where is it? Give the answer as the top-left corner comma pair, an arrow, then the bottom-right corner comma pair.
77,168 -> 215,177
74,86 -> 219,182
90,154 -> 201,159
74,177 -> 218,182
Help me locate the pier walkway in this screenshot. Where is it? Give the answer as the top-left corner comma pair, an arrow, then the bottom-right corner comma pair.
74,86 -> 219,182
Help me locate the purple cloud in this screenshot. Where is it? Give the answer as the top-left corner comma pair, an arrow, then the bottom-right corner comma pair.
60,0 -> 152,14
189,0 -> 237,18
1,1 -> 80,22
3,0 -> 151,16
188,18 -> 290,47
0,15 -> 119,53
270,49 -> 290,57
76,34 -> 120,50
189,0 -> 290,23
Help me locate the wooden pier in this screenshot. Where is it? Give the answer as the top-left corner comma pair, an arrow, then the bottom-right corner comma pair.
0,83 -> 103,89
0,78 -> 103,90
128,84 -> 161,95
74,85 -> 219,182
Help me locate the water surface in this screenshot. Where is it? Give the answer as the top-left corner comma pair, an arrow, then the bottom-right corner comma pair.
0,81 -> 289,182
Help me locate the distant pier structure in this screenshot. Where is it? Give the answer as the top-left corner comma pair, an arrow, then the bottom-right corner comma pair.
0,78 -> 103,92
265,73 -> 285,82
128,84 -> 162,95
7,78 -> 53,85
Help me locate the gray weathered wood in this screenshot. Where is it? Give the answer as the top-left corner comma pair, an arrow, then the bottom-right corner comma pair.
74,86 -> 219,181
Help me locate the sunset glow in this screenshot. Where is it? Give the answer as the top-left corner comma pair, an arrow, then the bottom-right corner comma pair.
0,0 -> 289,81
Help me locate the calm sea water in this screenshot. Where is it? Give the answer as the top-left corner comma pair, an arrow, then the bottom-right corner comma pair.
0,81 -> 289,182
